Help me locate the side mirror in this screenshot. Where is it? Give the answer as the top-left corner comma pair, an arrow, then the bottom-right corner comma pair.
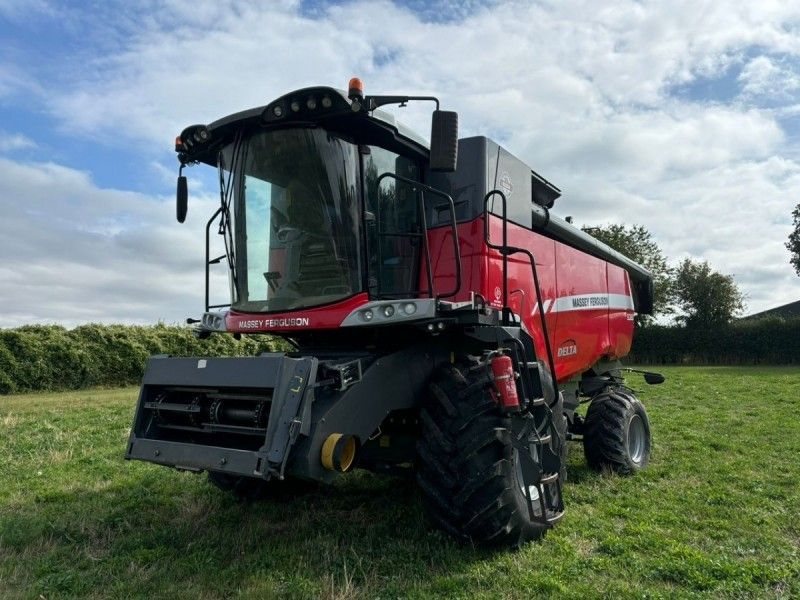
176,175 -> 188,223
430,110 -> 458,172
643,372 -> 665,385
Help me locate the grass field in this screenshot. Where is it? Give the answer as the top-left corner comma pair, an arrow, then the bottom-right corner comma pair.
1,367 -> 798,599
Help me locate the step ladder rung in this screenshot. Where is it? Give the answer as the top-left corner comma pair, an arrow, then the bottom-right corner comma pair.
539,472 -> 559,485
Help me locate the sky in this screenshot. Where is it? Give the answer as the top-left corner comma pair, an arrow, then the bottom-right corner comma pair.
0,0 -> 799,327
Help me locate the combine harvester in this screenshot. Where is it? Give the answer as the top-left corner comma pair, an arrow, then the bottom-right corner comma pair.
126,78 -> 663,547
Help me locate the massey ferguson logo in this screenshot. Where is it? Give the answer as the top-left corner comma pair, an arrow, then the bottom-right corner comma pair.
557,340 -> 578,357
499,171 -> 513,197
572,295 -> 608,308
238,317 -> 310,329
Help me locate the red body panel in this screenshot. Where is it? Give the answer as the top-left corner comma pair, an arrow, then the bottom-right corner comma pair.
226,293 -> 369,332
225,215 -> 635,383
427,215 -> 635,382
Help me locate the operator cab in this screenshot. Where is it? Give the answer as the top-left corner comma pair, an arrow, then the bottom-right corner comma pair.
175,81 -> 459,329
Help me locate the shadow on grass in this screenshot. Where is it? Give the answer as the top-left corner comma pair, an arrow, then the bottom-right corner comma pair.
2,468 -> 501,597
563,462 -> 596,485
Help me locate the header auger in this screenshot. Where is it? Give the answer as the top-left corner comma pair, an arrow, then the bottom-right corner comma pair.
126,78 -> 663,547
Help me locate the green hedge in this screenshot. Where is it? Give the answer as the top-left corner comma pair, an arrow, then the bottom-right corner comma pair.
3,317 -> 797,394
0,324 -> 287,395
629,317 -> 800,365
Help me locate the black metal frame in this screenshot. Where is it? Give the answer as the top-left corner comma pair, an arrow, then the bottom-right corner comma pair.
365,94 -> 440,111
126,355 -> 316,479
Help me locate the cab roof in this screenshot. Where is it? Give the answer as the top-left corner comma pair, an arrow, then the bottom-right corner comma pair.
176,86 -> 430,166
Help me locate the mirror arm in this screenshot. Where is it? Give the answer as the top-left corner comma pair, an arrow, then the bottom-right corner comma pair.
621,368 -> 666,385
365,95 -> 440,111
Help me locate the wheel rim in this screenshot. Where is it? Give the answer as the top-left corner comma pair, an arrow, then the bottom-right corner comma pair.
627,414 -> 646,464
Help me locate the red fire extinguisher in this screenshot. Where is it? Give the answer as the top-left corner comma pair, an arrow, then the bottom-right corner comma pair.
489,353 -> 520,411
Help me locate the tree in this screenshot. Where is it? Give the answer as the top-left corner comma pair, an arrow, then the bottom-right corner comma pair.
582,224 -> 674,324
787,203 -> 800,277
673,259 -> 745,328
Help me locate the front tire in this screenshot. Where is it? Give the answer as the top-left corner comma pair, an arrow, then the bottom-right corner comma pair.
583,388 -> 651,474
416,360 -> 564,548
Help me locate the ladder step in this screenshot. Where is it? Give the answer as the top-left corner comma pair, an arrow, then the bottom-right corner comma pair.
539,472 -> 559,485
531,434 -> 552,445
528,397 -> 546,407
546,510 -> 566,525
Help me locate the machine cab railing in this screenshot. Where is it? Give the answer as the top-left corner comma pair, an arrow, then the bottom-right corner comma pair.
374,172 -> 461,301
205,206 -> 230,312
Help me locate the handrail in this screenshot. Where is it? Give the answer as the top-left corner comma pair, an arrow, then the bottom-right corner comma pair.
482,190 -> 557,384
375,172 -> 462,300
205,206 -> 223,312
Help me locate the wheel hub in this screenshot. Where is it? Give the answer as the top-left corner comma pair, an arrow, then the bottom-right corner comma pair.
627,414 -> 646,464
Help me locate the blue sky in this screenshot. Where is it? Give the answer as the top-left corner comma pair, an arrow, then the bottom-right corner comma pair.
1,0 -> 799,326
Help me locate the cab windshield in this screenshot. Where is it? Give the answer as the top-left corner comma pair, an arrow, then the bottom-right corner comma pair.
225,128 -> 362,312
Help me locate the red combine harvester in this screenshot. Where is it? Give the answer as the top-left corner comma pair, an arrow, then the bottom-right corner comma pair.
126,79 -> 663,547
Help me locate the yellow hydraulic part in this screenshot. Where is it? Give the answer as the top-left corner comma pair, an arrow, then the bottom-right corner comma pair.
321,433 -> 358,472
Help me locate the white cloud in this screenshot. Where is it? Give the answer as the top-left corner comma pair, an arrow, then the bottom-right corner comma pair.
0,157 -> 228,327
42,1 -> 800,156
2,0 -> 800,325
573,155 -> 800,313
0,131 -> 36,152
0,63 -> 43,100
739,55 -> 800,99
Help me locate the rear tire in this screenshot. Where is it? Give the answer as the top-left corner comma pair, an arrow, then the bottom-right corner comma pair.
207,471 -> 318,501
583,388 -> 651,474
416,360 -> 564,548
